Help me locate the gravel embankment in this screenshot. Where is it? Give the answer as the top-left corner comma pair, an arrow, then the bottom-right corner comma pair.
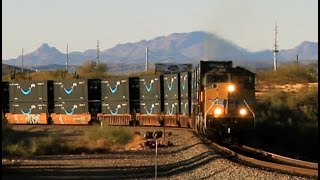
2,126 -> 315,180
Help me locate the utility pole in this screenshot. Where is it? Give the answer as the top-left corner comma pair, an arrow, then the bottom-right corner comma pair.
296,54 -> 299,72
66,43 -> 69,72
145,46 -> 148,71
273,23 -> 279,72
21,48 -> 24,73
97,40 -> 100,66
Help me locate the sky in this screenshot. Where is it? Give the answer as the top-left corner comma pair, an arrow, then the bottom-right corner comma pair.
2,0 -> 318,60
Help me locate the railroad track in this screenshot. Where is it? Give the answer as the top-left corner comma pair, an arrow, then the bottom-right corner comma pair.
205,139 -> 318,178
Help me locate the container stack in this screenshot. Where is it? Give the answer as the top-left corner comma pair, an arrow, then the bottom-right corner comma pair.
101,77 -> 130,115
98,77 -> 130,125
163,74 -> 179,126
7,81 -> 54,124
138,75 -> 163,126
179,72 -> 192,127
51,79 -> 100,124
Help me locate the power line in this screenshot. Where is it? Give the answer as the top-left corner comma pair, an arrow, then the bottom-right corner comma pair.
273,22 -> 279,71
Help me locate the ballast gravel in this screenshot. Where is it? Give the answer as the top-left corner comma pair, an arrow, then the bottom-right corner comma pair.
2,126 -> 314,180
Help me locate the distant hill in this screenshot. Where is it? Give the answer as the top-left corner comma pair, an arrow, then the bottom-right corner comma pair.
3,31 -> 318,72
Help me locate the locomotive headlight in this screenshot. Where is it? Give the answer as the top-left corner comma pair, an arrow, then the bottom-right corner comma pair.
214,108 -> 223,115
228,84 -> 235,92
239,108 -> 247,116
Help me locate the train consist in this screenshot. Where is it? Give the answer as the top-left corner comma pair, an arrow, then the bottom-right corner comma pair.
2,60 -> 256,139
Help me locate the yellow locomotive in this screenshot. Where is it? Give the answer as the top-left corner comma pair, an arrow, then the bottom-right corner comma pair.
192,61 -> 255,141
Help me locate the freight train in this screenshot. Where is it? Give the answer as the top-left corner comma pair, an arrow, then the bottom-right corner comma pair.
2,60 -> 256,140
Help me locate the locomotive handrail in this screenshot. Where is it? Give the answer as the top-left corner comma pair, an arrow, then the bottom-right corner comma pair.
205,98 -> 218,116
204,98 -> 218,130
243,100 -> 255,128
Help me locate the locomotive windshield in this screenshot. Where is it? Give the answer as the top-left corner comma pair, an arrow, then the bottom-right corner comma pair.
207,75 -> 228,83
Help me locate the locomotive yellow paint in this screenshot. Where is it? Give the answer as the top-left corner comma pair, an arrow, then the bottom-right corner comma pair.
203,82 -> 255,117
204,83 -> 230,116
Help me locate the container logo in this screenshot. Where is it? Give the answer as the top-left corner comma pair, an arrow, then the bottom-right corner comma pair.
19,84 -> 35,95
182,103 -> 188,115
166,103 -> 175,115
20,105 -> 36,114
167,78 -> 174,91
181,76 -> 187,90
64,105 -> 77,115
145,103 -> 155,115
107,81 -> 121,94
109,104 -> 122,115
144,80 -> 154,92
63,83 -> 77,95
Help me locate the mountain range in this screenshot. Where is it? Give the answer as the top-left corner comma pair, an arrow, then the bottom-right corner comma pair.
2,31 -> 318,72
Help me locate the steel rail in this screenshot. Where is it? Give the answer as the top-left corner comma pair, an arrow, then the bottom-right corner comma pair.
209,141 -> 318,178
238,145 -> 318,170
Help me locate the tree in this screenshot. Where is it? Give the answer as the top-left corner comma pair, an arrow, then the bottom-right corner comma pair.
77,60 -> 108,79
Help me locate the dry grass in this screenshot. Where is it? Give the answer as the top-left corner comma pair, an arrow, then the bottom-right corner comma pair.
124,135 -> 145,150
2,123 -> 135,157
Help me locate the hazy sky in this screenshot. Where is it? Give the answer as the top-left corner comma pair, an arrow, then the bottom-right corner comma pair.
2,0 -> 318,59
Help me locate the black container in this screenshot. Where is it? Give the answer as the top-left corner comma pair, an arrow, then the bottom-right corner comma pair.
130,99 -> 140,114
101,100 -> 130,114
54,101 -> 89,114
129,77 -> 140,114
88,101 -> 101,117
164,99 -> 179,115
180,72 -> 191,99
163,74 -> 179,100
180,99 -> 191,115
139,75 -> 163,100
199,61 -> 232,77
9,81 -> 54,102
10,102 -> 48,114
129,77 -> 140,101
140,100 -> 162,115
88,79 -> 101,101
101,77 -> 129,101
2,82 -> 9,113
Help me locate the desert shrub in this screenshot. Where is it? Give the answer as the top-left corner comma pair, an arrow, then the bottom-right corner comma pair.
32,135 -> 72,155
3,139 -> 30,157
77,61 -> 108,79
257,63 -> 318,84
84,126 -> 133,146
2,132 -> 69,157
255,87 -> 318,159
